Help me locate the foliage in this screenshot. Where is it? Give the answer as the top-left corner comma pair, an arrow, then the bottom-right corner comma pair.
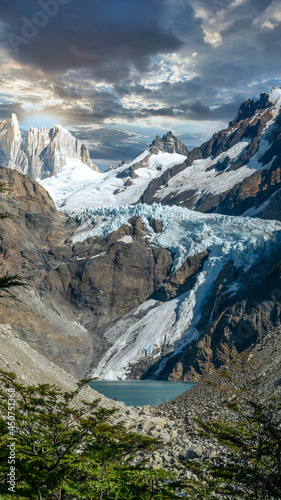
0,275 -> 26,289
183,364 -> 281,500
0,370 -> 179,500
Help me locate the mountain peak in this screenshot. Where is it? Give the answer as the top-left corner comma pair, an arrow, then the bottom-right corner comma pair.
1,113 -> 21,140
229,92 -> 272,127
150,131 -> 188,155
0,115 -> 97,179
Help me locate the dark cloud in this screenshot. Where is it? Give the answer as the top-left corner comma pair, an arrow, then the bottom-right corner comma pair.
0,0 -> 281,163
0,102 -> 26,122
69,126 -> 148,162
0,0 -> 183,81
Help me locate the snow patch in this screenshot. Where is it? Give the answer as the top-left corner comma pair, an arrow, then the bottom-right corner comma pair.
118,235 -> 133,244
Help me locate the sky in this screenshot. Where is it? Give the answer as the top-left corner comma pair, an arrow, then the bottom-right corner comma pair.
0,0 -> 281,169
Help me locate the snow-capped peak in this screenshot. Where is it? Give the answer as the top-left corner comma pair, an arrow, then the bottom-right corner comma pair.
53,124 -> 71,135
269,87 -> 281,116
269,87 -> 281,105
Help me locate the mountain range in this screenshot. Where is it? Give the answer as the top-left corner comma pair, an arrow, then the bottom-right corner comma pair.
0,114 -> 99,180
0,88 -> 281,386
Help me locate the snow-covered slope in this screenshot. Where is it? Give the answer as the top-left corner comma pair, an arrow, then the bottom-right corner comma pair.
67,203 -> 281,380
40,151 -> 187,209
141,88 -> 281,217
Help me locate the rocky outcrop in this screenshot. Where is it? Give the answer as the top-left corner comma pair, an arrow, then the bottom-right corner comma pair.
0,114 -> 29,175
0,115 -> 98,180
149,252 -> 281,381
42,217 -> 173,335
116,131 -> 187,180
150,131 -> 188,155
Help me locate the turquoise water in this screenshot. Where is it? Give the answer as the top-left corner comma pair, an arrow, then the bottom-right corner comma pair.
88,380 -> 195,407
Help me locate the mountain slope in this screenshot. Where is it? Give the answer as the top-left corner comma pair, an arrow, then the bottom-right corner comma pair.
140,89 -> 281,220
0,114 -> 99,180
69,204 -> 281,380
1,166 -> 281,382
40,132 -> 188,209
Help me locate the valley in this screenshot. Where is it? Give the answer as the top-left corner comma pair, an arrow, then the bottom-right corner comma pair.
0,88 -> 281,387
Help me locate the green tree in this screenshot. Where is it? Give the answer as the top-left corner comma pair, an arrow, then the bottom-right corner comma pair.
183,365 -> 281,499
0,370 -> 179,500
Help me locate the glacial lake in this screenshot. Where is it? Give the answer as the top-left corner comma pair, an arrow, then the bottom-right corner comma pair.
88,380 -> 195,407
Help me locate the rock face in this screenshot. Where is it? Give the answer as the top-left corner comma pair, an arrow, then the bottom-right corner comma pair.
0,115 -> 99,179
150,131 -> 188,156
140,89 -> 281,221
116,131 -> 187,181
0,114 -> 29,174
0,168 -> 175,377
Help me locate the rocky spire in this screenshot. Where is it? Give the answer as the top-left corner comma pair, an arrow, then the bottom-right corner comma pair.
0,114 -> 98,179
150,131 -> 188,155
0,114 -> 29,174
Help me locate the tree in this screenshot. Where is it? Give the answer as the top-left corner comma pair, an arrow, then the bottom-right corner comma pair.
0,370 -> 179,500
183,363 -> 281,500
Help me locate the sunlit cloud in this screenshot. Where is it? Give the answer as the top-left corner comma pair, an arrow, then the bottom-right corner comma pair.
0,0 -> 280,165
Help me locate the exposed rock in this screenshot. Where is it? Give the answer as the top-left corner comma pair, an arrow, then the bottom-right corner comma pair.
150,131 -> 188,156
116,131 -> 187,181
0,170 -> 175,377
152,250 -> 209,301
139,90 -> 281,220
0,115 -> 99,180
0,114 -> 29,175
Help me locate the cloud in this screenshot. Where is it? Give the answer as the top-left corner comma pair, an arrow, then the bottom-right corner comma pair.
253,1 -> 281,29
0,0 -> 183,81
0,0 -> 280,164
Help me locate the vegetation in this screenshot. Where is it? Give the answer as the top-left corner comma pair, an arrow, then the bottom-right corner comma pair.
0,363 -> 281,499
0,370 -> 179,500
0,275 -> 27,289
183,364 -> 281,499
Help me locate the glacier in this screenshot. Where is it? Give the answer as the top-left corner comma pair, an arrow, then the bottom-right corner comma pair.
72,203 -> 281,380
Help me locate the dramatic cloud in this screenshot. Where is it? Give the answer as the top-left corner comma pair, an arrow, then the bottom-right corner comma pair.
0,0 -> 280,167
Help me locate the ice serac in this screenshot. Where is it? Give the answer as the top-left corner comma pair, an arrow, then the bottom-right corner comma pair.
0,115 -> 99,180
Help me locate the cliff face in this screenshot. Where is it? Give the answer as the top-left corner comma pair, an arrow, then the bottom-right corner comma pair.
0,115 -> 99,180
0,168 -> 174,378
0,114 -> 29,174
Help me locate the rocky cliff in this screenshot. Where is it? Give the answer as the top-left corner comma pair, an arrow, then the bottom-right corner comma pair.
0,168 -> 176,378
0,115 -> 99,180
